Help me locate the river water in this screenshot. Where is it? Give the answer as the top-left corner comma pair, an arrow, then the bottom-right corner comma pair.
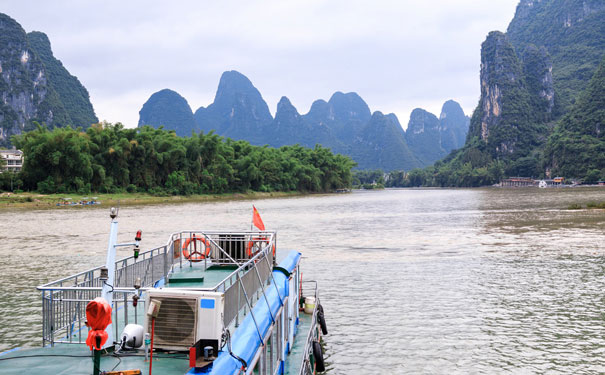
0,188 -> 604,373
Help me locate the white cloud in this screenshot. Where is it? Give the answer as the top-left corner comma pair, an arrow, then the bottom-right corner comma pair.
0,0 -> 519,129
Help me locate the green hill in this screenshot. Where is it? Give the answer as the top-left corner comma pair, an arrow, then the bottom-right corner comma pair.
403,0 -> 605,186
0,14 -> 96,147
544,57 -> 605,179
27,31 -> 97,128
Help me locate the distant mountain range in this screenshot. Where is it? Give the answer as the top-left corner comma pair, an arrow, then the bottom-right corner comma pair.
0,13 -> 97,147
138,71 -> 469,171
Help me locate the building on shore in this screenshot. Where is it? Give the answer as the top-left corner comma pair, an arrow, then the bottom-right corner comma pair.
0,149 -> 23,173
501,177 -> 536,187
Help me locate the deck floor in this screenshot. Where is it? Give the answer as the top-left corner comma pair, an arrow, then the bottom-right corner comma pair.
284,311 -> 313,375
0,344 -> 191,375
167,263 -> 237,288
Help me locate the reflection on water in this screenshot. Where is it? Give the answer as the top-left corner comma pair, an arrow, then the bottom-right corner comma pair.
0,188 -> 603,373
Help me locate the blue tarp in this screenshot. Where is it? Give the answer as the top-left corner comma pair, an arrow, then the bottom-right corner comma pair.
188,250 -> 301,375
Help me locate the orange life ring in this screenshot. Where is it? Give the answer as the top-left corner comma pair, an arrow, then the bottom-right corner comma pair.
182,235 -> 210,262
246,236 -> 276,257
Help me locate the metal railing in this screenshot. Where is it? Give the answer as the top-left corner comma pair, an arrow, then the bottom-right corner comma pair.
38,230 -> 276,347
299,281 -> 322,375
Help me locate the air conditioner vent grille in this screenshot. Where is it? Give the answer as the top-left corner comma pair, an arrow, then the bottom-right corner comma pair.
149,297 -> 197,348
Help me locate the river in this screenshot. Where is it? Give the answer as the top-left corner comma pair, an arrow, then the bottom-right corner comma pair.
0,187 -> 604,373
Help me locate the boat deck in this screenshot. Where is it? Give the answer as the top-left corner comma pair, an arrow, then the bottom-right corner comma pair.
0,315 -> 313,375
167,263 -> 237,288
0,257 -> 312,375
284,311 -> 313,375
0,345 -> 190,375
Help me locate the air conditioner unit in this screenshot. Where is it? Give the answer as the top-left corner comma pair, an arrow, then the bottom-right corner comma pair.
145,289 -> 224,352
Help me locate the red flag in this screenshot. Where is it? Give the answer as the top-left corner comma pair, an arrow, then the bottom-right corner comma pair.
252,205 -> 265,231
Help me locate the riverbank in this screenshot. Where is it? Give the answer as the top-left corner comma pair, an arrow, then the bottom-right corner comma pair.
0,191 -> 306,209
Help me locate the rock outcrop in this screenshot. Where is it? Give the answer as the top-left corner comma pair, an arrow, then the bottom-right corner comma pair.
405,108 -> 444,165
506,0 -> 605,113
138,89 -> 196,136
404,101 -> 470,165
306,91 -> 371,145
194,70 -> 272,143
138,70 -> 469,171
351,111 -> 421,171
0,13 -> 96,147
468,31 -> 535,156
439,100 -> 470,152
545,56 -> 605,177
27,31 -> 97,128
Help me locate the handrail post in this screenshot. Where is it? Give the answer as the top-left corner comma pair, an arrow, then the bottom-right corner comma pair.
237,271 -> 264,342
179,232 -> 183,269
236,273 -> 241,327
41,291 -> 46,346
149,250 -> 155,284
254,254 -> 275,324
50,291 -> 54,347
163,245 -> 168,280
124,293 -> 128,326
264,254 -> 284,307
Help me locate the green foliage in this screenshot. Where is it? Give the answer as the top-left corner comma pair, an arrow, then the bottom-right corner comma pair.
352,169 -> 384,186
0,170 -> 21,191
507,0 -> 605,113
9,123 -> 355,194
586,201 -> 605,209
584,169 -> 602,184
545,57 -> 605,178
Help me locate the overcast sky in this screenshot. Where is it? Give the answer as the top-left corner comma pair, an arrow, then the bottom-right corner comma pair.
1,0 -> 519,129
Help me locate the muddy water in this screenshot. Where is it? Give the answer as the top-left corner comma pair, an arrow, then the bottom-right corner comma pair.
0,188 -> 604,373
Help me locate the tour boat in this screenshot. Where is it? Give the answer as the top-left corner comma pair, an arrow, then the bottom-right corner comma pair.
0,207 -> 327,375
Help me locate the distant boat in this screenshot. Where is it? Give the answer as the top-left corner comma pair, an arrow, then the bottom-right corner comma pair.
80,197 -> 101,205
56,197 -> 101,207
56,197 -> 78,206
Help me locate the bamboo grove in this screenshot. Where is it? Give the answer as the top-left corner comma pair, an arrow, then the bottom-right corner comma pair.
7,123 -> 355,195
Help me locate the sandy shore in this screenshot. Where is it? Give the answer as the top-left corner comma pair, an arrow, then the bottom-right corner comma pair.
0,191 -> 307,210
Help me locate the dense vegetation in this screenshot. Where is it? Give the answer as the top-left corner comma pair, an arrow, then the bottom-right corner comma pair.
3,123 -> 355,194
507,0 -> 605,114
544,57 -> 605,179
352,169 -> 384,189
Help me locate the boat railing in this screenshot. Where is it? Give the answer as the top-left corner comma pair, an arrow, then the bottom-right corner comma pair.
299,281 -> 322,375
169,231 -> 277,329
37,230 -> 276,347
